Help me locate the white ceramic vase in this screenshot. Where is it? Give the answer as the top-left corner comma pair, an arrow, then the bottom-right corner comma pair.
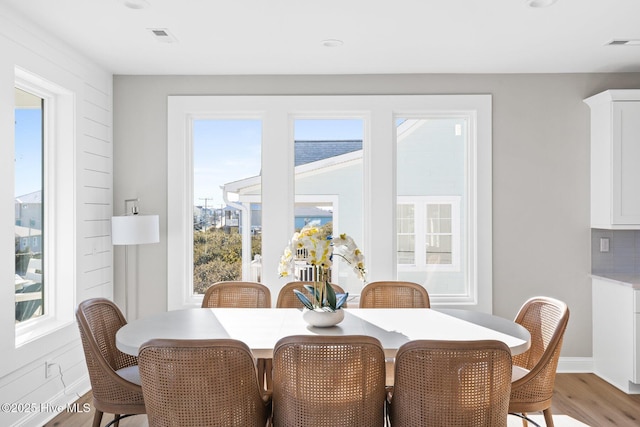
302,308 -> 345,327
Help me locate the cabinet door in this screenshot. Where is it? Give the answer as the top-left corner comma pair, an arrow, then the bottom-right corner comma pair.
636,313 -> 640,383
612,101 -> 640,224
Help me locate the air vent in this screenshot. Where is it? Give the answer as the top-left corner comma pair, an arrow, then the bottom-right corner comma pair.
148,28 -> 178,44
607,39 -> 640,46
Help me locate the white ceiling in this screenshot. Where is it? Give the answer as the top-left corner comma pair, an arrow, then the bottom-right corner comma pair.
4,0 -> 640,75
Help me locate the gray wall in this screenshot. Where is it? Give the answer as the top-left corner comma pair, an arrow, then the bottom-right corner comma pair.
113,73 -> 640,358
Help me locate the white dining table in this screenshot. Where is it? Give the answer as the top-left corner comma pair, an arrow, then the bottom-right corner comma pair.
116,308 -> 530,358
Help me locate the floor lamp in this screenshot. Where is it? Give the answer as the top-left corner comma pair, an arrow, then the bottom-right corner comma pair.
111,198 -> 159,319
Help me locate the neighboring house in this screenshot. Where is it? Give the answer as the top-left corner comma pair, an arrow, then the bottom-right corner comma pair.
15,225 -> 42,253
223,121 -> 465,291
194,204 -> 241,232
294,205 -> 333,229
14,191 -> 43,276
15,190 -> 42,229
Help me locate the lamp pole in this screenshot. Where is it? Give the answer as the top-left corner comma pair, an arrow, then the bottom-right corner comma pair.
123,198 -> 138,319
112,198 -> 159,319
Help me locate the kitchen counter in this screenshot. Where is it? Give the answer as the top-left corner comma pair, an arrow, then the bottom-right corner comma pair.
591,273 -> 640,289
592,275 -> 640,393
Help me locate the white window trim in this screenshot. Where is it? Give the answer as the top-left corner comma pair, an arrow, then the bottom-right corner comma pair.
168,95 -> 492,312
14,67 -> 75,347
397,196 -> 461,272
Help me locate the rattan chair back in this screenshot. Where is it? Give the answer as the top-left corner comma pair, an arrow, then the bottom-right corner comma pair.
276,281 -> 347,308
138,338 -> 271,427
359,280 -> 430,308
272,335 -> 386,427
201,281 -> 271,308
389,339 -> 513,427
509,296 -> 570,426
76,298 -> 145,427
201,280 -> 273,393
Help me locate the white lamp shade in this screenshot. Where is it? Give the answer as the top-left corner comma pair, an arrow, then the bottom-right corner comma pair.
111,215 -> 160,245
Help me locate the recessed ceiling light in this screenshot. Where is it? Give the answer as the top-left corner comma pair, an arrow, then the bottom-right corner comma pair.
525,0 -> 557,7
124,0 -> 150,9
322,39 -> 344,48
607,39 -> 640,46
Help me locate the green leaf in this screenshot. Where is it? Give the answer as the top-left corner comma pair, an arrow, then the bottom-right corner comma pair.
325,282 -> 337,310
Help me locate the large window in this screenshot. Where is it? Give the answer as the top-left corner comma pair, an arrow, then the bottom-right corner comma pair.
293,118 -> 364,293
14,87 -> 45,324
192,119 -> 262,294
12,67 -> 75,347
168,95 -> 492,311
396,117 -> 471,301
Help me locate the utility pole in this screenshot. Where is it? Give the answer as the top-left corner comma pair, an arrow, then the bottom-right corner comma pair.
199,197 -> 214,232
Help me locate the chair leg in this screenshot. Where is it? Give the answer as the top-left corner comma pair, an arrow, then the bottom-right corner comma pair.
543,408 -> 555,427
265,359 -> 273,392
113,414 -> 121,427
257,359 -> 266,391
521,413 -> 528,427
92,410 -> 103,427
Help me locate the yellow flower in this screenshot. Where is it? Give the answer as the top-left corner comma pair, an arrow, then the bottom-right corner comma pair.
278,223 -> 366,288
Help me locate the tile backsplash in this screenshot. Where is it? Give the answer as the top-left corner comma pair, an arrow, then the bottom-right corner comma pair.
592,229 -> 640,275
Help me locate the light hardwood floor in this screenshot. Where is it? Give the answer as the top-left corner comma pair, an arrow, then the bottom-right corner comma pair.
43,373 -> 640,427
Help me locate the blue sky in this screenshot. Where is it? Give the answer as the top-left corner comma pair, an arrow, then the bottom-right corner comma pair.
14,109 -> 42,198
193,118 -> 363,207
15,112 -> 365,207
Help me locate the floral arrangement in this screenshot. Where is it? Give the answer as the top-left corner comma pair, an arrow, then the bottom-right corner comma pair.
278,223 -> 366,312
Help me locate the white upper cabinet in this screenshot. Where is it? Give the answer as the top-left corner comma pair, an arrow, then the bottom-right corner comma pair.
585,90 -> 640,229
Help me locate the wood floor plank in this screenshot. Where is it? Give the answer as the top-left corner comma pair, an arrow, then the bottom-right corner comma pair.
552,373 -> 640,427
44,373 -> 640,427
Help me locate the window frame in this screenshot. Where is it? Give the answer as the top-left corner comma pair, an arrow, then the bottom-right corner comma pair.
168,95 -> 492,311
14,67 -> 75,346
397,196 -> 461,272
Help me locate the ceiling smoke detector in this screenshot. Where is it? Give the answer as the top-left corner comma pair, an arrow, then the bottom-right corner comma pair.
322,39 -> 344,48
148,28 -> 178,44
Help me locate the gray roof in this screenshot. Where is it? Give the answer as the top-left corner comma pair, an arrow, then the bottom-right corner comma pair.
15,190 -> 42,204
295,206 -> 333,217
295,140 -> 362,166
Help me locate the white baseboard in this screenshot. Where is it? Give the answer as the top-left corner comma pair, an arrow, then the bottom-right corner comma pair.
11,376 -> 91,427
557,356 -> 594,373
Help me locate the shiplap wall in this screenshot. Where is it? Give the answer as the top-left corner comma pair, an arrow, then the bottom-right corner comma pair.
0,5 -> 112,426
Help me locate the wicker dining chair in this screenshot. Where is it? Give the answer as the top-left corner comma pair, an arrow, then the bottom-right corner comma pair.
358,280 -> 430,308
272,335 -> 387,427
276,281 -> 347,308
76,298 -> 145,427
509,296 -> 570,427
201,280 -> 272,392
201,281 -> 271,308
388,339 -> 513,427
359,280 -> 430,387
138,338 -> 271,427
